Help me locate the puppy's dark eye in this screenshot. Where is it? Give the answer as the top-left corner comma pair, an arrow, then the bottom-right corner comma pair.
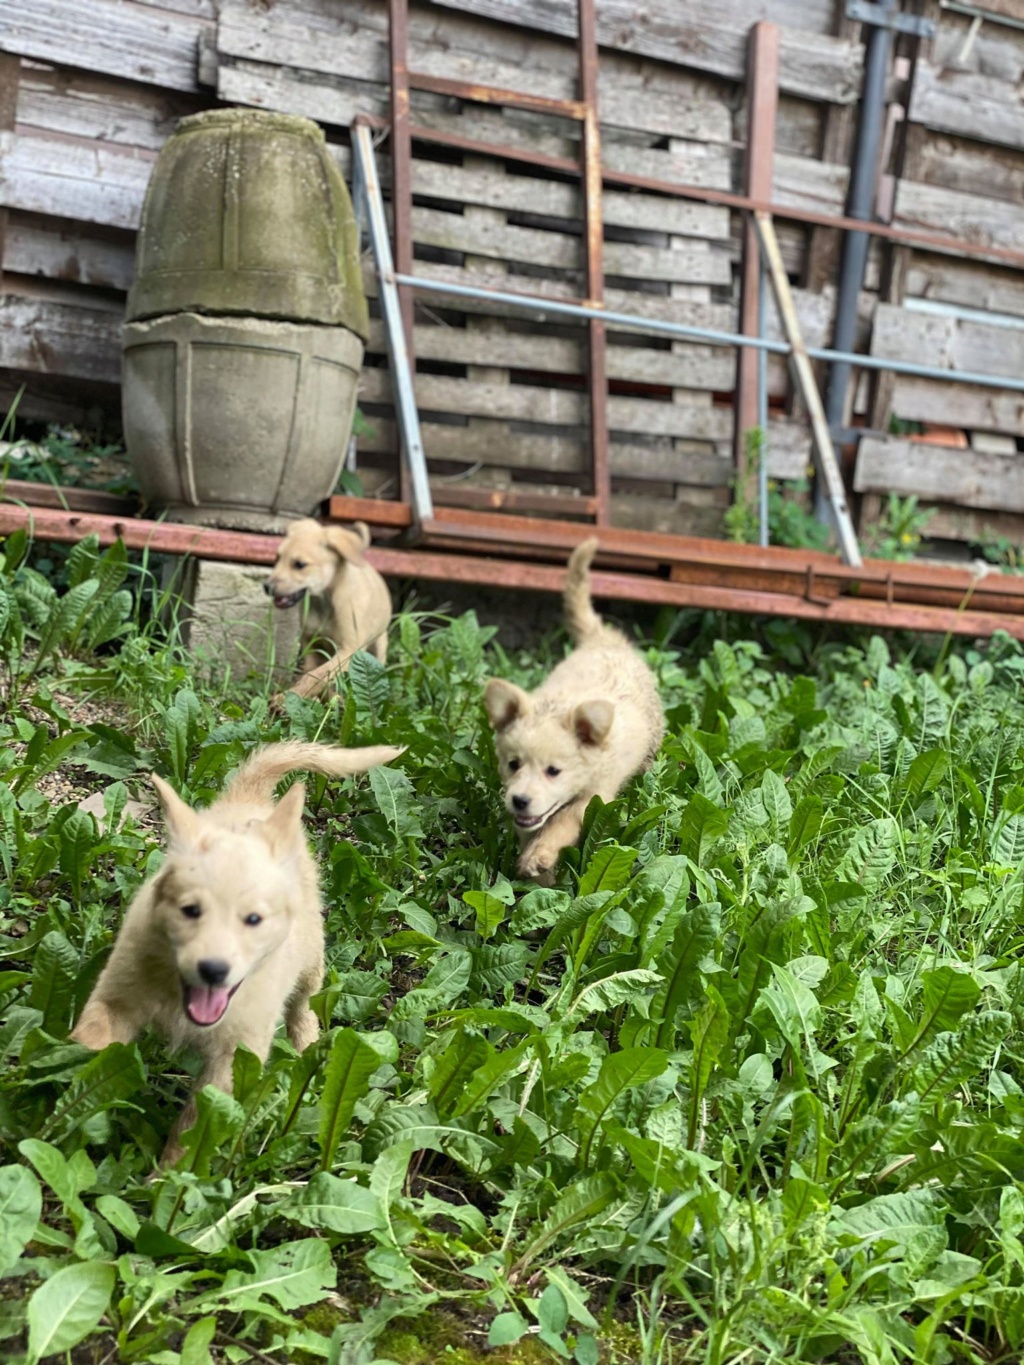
508,759 -> 521,773
181,903 -> 201,919
244,913 -> 263,927
545,765 -> 561,778
292,559 -> 307,570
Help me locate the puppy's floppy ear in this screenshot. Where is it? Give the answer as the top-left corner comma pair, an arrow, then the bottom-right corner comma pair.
323,524 -> 367,566
572,699 -> 614,747
150,773 -> 200,844
256,781 -> 306,853
484,678 -> 531,732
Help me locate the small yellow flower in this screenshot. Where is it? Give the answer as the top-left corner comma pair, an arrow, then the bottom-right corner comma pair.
900,532 -> 914,545
864,679 -> 871,688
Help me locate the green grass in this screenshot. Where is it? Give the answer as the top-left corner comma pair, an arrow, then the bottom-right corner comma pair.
2,536 -> 1024,1364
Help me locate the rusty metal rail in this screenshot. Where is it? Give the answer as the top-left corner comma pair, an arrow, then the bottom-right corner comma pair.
1,500 -> 1021,641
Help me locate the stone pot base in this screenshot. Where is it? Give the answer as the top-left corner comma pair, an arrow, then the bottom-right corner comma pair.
123,311 -> 364,526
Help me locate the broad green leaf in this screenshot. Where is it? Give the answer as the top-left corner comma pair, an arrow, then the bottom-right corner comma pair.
58,810 -> 97,901
994,814 -> 1024,867
678,791 -> 728,865
429,1029 -> 492,1119
578,843 -> 636,896
43,1042 -> 146,1140
450,1040 -> 532,1119
27,1260 -> 115,1361
652,905 -> 719,1049
688,984 -> 730,1147
904,965 -> 983,1058
463,889 -> 508,941
835,817 -> 898,894
833,1189 -> 944,1252
568,969 -> 662,1022
904,748 -> 949,803
545,1266 -> 599,1329
760,961 -> 823,1061
788,794 -> 823,856
911,1011 -> 1011,1103
178,1085 -> 244,1176
283,1172 -> 384,1235
761,769 -> 792,828
0,1165 -> 42,1273
318,1028 -> 380,1168
27,930 -> 78,1035
489,1312 -> 529,1347
181,1315 -> 217,1365
516,1174 -> 619,1273
369,764 -> 424,841
216,1238 -> 335,1310
576,1047 -> 668,1166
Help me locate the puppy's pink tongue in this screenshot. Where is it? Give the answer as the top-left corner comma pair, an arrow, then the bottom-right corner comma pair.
185,985 -> 230,1025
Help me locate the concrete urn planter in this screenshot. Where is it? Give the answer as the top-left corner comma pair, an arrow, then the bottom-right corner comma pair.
122,109 -> 369,530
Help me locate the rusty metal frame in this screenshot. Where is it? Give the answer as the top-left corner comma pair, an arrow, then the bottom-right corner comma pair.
3,499 -> 1021,641
385,0 -> 610,523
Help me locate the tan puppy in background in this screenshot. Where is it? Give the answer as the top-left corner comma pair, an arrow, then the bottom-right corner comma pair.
485,538 -> 665,882
265,519 -> 392,699
71,740 -> 402,1164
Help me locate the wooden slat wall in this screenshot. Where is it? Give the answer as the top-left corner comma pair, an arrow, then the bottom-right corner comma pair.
1,0 -> 1023,545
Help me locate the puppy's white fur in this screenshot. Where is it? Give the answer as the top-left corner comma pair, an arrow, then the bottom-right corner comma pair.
485,538 -> 664,881
71,741 -> 402,1164
265,519 -> 392,699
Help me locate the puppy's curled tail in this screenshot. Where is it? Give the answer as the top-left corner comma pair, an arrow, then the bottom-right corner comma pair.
225,741 -> 404,804
352,521 -> 372,550
563,537 -> 602,644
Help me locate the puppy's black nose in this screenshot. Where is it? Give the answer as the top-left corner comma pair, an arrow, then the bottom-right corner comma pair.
263,580 -> 274,596
512,795 -> 530,812
197,959 -> 230,986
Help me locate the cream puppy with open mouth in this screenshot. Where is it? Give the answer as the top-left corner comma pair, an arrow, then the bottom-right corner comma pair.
485,538 -> 665,882
71,739 -> 402,1164
265,518 -> 392,700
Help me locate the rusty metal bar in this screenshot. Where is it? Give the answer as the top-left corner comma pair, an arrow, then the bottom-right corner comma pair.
1,502 -> 1020,640
407,72 -> 586,120
387,0 -> 415,507
737,23 -> 779,492
576,0 -> 609,526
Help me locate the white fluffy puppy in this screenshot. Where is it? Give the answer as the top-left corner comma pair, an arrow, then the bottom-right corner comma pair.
71,740 -> 402,1164
485,538 -> 665,881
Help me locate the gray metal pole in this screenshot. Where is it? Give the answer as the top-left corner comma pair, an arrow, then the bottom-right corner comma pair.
820,0 -> 897,515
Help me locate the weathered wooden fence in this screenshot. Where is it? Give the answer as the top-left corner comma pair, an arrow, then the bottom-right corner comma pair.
1,0 -> 1023,548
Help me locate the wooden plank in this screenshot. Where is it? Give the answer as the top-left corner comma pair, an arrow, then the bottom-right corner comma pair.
427,0 -> 863,103
16,63 -> 207,148
373,321 -> 736,392
0,0 -> 209,92
358,417 -> 726,483
216,0 -> 733,145
410,159 -> 731,242
905,256 -> 1024,320
358,368 -> 733,441
890,377 -> 1024,436
0,130 -> 152,230
855,436 -> 1024,512
0,292 -> 121,384
4,215 -> 136,292
872,302 -> 1024,384
409,205 -> 730,286
924,503 -> 1024,545
909,60 -> 1024,151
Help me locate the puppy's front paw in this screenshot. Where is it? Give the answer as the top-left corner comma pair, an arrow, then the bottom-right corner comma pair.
517,843 -> 559,885
70,1004 -> 116,1052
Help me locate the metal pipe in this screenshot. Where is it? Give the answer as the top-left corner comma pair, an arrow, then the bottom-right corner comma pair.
353,129 -> 434,523
757,246 -> 769,548
822,0 -> 896,493
394,270 -> 1024,394
576,0 -> 610,526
